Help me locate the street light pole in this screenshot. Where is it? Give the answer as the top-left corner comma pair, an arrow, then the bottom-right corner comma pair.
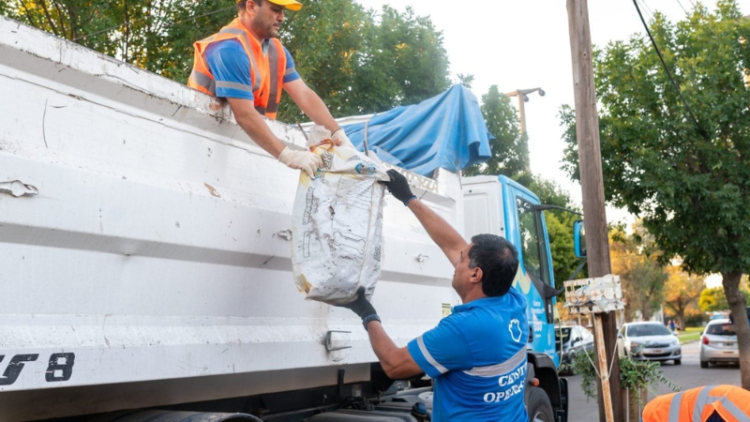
505,88 -> 545,173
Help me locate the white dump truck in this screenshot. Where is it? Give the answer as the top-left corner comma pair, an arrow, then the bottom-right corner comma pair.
0,16 -> 568,422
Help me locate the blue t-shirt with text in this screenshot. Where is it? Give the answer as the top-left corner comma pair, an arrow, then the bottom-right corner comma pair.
407,289 -> 529,422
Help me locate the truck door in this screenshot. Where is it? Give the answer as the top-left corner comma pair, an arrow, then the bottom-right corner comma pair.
511,192 -> 559,362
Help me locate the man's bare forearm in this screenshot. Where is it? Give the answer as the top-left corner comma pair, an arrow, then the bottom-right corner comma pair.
228,98 -> 285,158
366,321 -> 423,379
407,199 -> 467,265
285,81 -> 339,134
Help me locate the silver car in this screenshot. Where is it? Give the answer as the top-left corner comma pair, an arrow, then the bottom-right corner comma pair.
700,318 -> 739,368
619,322 -> 682,364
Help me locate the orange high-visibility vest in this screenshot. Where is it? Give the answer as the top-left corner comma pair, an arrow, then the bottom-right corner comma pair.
642,385 -> 750,422
188,18 -> 287,120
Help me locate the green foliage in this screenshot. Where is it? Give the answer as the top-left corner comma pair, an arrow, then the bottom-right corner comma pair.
528,176 -> 587,290
278,3 -> 450,121
559,1 -> 750,279
571,351 -> 679,403
700,286 -> 750,312
611,222 -> 668,321
456,73 -> 474,89
2,1 -> 450,118
465,85 -> 529,184
3,0 -> 236,81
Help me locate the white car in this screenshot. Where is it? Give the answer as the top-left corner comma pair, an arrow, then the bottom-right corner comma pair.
700,318 -> 739,368
619,322 -> 682,364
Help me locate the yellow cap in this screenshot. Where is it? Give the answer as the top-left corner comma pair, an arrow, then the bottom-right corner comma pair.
237,0 -> 302,11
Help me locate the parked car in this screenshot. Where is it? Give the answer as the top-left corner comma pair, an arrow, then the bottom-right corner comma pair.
700,318 -> 739,368
619,322 -> 682,364
557,325 -> 595,371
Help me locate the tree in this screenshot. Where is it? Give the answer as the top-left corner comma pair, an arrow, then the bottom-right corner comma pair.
559,1 -> 750,387
2,0 -> 237,81
456,73 -> 474,89
700,281 -> 750,312
278,4 -> 451,121
663,268 -> 704,329
700,287 -> 731,313
610,223 -> 667,321
528,176 -> 586,291
2,1 -> 451,120
465,85 -> 529,184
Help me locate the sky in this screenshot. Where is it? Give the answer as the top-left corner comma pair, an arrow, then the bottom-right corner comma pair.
353,0 -> 750,228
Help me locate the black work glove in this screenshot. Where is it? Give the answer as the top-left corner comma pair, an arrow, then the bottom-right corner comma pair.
380,169 -> 417,206
341,287 -> 377,319
339,288 -> 380,330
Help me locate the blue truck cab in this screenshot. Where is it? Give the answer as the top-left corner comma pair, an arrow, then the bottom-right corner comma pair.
463,175 -> 569,422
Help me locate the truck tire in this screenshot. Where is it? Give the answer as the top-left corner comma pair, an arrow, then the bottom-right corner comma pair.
527,386 -> 554,422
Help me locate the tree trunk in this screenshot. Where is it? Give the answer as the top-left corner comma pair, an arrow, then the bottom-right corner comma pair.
723,271 -> 750,389
641,302 -> 651,321
677,310 -> 685,332
627,388 -> 639,422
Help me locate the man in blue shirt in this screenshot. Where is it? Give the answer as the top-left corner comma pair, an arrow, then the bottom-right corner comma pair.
342,170 -> 529,421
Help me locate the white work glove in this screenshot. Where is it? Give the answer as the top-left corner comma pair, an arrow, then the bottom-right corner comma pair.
332,128 -> 355,149
278,146 -> 323,179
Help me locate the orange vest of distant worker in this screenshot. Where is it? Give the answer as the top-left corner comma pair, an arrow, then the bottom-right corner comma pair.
642,385 -> 750,422
188,18 -> 286,120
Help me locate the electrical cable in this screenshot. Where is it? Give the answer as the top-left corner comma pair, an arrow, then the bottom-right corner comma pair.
73,5 -> 234,42
638,0 -> 656,21
674,0 -> 689,15
631,0 -> 709,141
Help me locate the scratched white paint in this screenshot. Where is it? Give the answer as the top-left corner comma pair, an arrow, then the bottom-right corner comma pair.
0,16 -> 465,420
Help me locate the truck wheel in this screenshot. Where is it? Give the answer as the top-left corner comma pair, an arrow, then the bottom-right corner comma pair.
527,386 -> 554,422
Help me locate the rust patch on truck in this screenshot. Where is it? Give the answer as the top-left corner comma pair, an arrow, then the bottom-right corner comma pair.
204,183 -> 221,198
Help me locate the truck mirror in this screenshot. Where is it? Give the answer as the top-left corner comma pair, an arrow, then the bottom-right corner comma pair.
573,220 -> 586,258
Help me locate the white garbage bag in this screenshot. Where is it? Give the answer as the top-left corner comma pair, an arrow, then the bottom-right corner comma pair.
291,127 -> 389,305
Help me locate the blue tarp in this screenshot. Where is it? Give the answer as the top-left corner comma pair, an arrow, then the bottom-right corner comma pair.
342,85 -> 494,177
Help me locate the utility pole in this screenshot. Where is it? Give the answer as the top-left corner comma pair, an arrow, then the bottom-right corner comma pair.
504,88 -> 544,173
566,1 -> 623,422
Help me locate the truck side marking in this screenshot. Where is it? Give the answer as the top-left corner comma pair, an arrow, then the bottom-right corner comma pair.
0,354 -> 39,386
46,353 -> 75,382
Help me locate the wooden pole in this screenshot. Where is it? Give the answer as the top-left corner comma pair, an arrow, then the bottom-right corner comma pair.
566,1 -> 623,421
593,315 -> 615,422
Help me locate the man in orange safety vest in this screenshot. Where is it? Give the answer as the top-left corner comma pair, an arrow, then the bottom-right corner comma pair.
188,0 -> 353,178
642,385 -> 750,422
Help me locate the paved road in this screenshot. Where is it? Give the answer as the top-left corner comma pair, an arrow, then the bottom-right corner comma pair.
565,341 -> 741,422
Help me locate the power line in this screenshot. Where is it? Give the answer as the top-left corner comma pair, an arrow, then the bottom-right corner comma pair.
674,0 -> 689,15
638,0 -> 656,21
73,5 -> 234,42
631,0 -> 709,141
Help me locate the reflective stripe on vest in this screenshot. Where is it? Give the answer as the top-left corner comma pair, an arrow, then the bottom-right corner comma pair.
190,69 -> 216,96
463,346 -> 527,377
216,28 -> 262,92
668,386 -> 750,422
266,40 -> 281,115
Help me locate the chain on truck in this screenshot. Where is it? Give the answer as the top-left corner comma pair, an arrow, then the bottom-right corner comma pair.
0,15 -> 573,422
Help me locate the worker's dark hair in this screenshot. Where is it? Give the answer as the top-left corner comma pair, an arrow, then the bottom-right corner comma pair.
237,0 -> 264,13
469,234 -> 519,297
